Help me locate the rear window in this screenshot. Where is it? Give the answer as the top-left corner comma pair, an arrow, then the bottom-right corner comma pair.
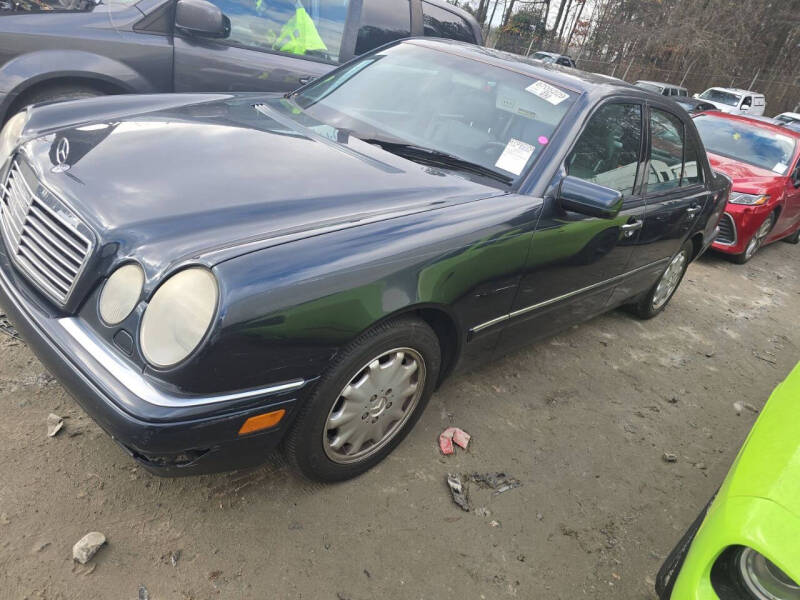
422,1 -> 475,43
635,82 -> 664,94
694,114 -> 797,175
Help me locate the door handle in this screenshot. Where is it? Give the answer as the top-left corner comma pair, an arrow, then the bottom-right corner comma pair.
686,205 -> 702,217
620,219 -> 643,238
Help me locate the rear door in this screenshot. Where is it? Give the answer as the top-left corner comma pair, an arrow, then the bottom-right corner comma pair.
500,100 -> 648,347
610,103 -> 711,301
173,0 -> 357,92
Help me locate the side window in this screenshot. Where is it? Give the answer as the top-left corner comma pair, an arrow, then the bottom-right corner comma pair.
679,89 -> 688,97
209,0 -> 350,63
566,103 -> 643,197
742,96 -> 753,108
355,0 -> 411,55
682,130 -> 704,186
421,1 -> 475,43
556,57 -> 571,67
648,108 -> 684,193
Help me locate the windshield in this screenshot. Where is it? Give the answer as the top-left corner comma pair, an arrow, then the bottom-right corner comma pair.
699,89 -> 740,106
294,43 -> 577,182
694,114 -> 796,174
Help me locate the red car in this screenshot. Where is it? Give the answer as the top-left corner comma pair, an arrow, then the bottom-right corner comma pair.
693,112 -> 800,263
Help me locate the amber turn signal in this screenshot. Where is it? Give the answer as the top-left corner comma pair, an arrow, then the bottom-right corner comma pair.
238,409 -> 286,435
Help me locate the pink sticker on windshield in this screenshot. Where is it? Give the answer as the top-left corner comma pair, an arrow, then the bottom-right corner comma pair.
538,136 -> 549,145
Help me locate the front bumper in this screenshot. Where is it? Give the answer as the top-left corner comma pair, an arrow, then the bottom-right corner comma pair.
711,203 -> 774,256
657,495 -> 800,599
0,246 -> 310,476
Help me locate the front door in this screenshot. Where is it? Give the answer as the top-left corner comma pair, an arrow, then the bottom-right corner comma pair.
173,0 -> 354,92
500,101 -> 647,348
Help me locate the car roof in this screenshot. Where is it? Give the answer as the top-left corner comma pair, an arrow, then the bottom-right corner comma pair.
406,39 -> 639,96
636,80 -> 685,89
695,111 -> 800,140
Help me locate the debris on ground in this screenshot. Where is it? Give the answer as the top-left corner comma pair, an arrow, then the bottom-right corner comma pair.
733,401 -> 744,416
475,506 -> 491,518
470,472 -> 521,495
0,313 -> 21,341
72,531 -> 106,564
138,585 -> 150,600
46,413 -> 63,437
446,473 -> 470,511
488,520 -> 501,528
662,452 -> 678,463
169,550 -> 181,567
439,427 -> 470,455
743,402 -> 759,413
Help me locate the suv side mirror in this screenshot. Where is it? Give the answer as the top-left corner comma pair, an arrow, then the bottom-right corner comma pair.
792,166 -> 800,189
175,0 -> 230,38
558,175 -> 623,219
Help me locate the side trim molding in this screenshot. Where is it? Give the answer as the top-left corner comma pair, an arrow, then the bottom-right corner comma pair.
469,257 -> 670,334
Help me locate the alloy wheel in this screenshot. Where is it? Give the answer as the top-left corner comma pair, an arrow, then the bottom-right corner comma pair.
652,250 -> 688,310
744,216 -> 773,261
323,348 -> 426,464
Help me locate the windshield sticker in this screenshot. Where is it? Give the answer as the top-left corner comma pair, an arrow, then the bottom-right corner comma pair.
733,132 -> 742,141
525,81 -> 570,105
495,139 -> 535,175
773,162 -> 788,174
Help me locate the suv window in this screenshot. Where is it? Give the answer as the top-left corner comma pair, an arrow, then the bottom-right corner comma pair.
556,57 -> 572,67
566,103 -> 643,197
422,1 -> 474,43
211,0 -> 350,63
355,0 -> 411,55
648,108 -> 684,193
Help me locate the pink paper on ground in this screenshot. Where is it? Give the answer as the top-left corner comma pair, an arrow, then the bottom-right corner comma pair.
439,427 -> 471,455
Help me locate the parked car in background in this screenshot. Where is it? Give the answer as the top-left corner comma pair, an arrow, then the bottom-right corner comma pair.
675,97 -> 717,114
693,112 -> 800,263
531,51 -> 576,68
656,361 -> 800,600
0,0 -> 482,124
694,87 -> 766,116
0,39 -> 728,481
634,80 -> 688,97
774,111 -> 800,132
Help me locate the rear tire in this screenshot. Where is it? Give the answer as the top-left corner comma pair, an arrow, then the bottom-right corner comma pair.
782,226 -> 800,244
732,212 -> 775,264
284,317 -> 441,482
628,239 -> 693,320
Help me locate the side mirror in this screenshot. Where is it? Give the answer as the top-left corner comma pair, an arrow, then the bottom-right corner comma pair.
175,0 -> 230,38
741,105 -> 750,112
558,175 -> 623,219
693,93 -> 700,99
793,166 -> 800,189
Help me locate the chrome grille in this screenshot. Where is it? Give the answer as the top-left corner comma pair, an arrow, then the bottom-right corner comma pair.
0,159 -> 93,304
716,213 -> 736,245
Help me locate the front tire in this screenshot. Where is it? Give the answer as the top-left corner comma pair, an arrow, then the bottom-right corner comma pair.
628,239 -> 692,319
733,212 -> 775,263
284,317 -> 441,482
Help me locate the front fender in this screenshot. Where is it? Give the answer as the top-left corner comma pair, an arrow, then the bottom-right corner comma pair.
0,49 -> 157,120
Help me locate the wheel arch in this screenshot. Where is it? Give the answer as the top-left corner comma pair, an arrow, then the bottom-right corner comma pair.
0,50 -> 154,123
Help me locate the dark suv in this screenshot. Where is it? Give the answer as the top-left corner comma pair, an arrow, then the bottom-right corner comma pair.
0,0 -> 481,123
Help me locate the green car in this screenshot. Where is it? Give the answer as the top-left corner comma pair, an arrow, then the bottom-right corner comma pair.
657,362 -> 800,599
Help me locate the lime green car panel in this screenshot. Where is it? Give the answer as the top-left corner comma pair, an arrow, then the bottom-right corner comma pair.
669,361 -> 800,598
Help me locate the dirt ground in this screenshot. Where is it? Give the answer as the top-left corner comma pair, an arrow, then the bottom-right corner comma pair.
1,241 -> 798,600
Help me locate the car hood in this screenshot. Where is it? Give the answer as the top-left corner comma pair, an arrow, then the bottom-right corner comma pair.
17,95 -> 501,277
722,361 -> 800,519
707,152 -> 782,191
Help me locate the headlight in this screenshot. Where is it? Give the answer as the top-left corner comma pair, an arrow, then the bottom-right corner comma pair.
99,264 -> 144,325
0,110 -> 29,167
730,193 -> 769,205
740,547 -> 800,599
140,267 -> 218,368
